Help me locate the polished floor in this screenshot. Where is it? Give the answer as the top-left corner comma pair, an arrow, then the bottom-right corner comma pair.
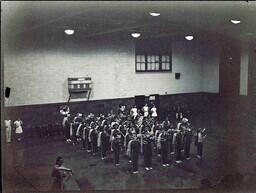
2,111 -> 256,193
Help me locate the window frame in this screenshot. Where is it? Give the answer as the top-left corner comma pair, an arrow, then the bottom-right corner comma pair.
135,54 -> 172,73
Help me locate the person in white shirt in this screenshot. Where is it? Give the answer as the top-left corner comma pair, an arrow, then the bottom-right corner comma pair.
150,104 -> 157,119
14,118 -> 23,141
5,119 -> 12,143
196,128 -> 207,158
130,105 -> 138,120
142,103 -> 149,117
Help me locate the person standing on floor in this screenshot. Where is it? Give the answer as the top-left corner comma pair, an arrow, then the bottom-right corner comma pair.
87,122 -> 94,153
126,129 -> 135,163
14,118 -> 23,141
81,122 -> 88,150
124,128 -> 132,152
175,130 -> 183,163
100,125 -> 108,159
196,128 -> 207,158
130,135 -> 140,174
167,124 -> 175,155
142,103 -> 149,118
180,118 -> 189,149
5,119 -> 12,143
72,113 -> 82,145
51,156 -> 72,192
63,114 -> 71,142
91,125 -> 99,155
130,105 -> 138,120
160,130 -> 170,167
184,126 -> 193,160
143,133 -> 154,170
112,133 -> 121,166
150,104 -> 158,120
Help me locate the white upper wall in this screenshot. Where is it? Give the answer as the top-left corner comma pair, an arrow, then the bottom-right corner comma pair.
202,43 -> 220,93
3,35 -> 219,106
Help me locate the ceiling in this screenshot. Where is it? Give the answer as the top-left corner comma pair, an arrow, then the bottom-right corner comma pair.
2,1 -> 256,44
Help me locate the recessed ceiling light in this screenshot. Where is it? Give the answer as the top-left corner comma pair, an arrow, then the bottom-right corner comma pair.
185,35 -> 194,40
230,20 -> 241,24
64,29 -> 75,35
131,33 -> 141,38
149,12 -> 160,17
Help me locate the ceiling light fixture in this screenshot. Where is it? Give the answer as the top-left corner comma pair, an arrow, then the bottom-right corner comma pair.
131,33 -> 141,38
64,29 -> 75,35
149,12 -> 160,17
230,19 -> 241,24
185,35 -> 194,40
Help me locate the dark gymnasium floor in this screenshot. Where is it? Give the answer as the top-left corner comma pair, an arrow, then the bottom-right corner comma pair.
2,111 -> 256,192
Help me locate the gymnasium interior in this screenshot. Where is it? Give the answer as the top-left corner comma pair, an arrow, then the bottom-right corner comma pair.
1,1 -> 256,193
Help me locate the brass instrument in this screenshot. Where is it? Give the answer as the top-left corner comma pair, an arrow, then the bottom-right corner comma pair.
60,105 -> 70,115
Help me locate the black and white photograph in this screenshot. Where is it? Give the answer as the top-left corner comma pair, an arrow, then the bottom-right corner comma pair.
1,1 -> 256,193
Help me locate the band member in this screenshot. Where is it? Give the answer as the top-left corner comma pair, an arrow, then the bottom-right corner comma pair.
175,130 -> 183,163
175,105 -> 183,121
97,127 -> 103,152
182,104 -> 192,120
130,135 -> 140,173
60,105 -> 70,116
5,119 -> 12,143
130,105 -> 138,120
160,130 -> 170,167
143,133 -> 154,170
112,133 -> 121,166
81,122 -> 87,150
142,103 -> 149,117
14,118 -> 23,141
110,123 -> 118,151
74,120 -> 83,145
137,124 -> 144,153
75,116 -> 84,142
100,126 -> 108,159
155,127 -> 162,156
180,118 -> 189,151
87,122 -> 94,152
51,156 -> 72,192
163,117 -> 171,130
196,128 -> 207,158
118,104 -> 127,120
124,128 -> 132,151
150,104 -> 158,119
106,125 -> 112,152
184,127 -> 193,160
167,124 -> 175,155
117,125 -> 125,152
91,125 -> 99,155
71,114 -> 80,145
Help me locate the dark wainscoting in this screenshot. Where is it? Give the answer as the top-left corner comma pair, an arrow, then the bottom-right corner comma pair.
4,97 -> 135,128
3,92 -> 255,137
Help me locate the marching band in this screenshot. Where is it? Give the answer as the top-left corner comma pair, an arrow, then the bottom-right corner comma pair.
61,104 -> 207,173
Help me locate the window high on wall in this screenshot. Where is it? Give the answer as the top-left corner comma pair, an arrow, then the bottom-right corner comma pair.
135,37 -> 172,72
